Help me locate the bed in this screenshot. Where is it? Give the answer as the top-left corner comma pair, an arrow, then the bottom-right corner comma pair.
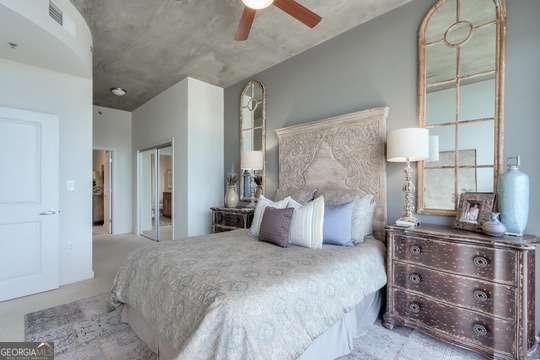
111,106 -> 390,360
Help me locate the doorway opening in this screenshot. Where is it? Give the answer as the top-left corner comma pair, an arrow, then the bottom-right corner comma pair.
92,149 -> 112,235
138,142 -> 173,241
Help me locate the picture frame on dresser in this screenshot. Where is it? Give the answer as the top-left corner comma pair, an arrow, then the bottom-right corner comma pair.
455,192 -> 496,232
384,225 -> 539,359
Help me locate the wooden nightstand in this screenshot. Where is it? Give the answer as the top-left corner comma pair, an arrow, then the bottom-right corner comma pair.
211,207 -> 254,233
384,224 -> 539,359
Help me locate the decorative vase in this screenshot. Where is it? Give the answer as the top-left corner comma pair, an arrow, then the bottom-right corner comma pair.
481,213 -> 506,237
499,156 -> 529,236
225,185 -> 239,208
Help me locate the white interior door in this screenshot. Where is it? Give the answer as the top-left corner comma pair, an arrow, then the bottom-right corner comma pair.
0,107 -> 60,301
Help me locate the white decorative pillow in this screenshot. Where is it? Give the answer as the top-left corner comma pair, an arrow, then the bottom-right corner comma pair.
249,195 -> 291,237
351,194 -> 376,244
288,196 -> 325,249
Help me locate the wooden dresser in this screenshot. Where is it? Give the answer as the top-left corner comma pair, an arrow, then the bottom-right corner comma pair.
384,225 -> 538,359
211,207 -> 254,233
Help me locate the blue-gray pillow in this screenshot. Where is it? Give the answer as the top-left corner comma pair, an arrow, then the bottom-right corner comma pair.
323,202 -> 353,246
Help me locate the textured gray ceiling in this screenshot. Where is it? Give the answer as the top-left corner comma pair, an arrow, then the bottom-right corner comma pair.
71,0 -> 412,111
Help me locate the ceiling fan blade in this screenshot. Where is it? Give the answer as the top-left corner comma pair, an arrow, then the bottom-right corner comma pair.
235,7 -> 256,41
273,0 -> 322,28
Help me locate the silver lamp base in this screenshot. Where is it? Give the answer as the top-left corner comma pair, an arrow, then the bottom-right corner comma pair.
395,160 -> 420,228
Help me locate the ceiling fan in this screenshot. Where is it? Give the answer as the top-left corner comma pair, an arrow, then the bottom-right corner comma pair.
235,0 -> 322,41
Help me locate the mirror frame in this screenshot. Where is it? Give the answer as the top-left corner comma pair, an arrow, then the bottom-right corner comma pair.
240,79 -> 266,200
417,0 -> 506,216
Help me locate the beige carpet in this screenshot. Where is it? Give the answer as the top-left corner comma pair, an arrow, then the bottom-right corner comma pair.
0,233 -> 152,341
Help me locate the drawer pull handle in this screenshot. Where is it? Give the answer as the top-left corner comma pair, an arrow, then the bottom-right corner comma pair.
408,302 -> 421,314
472,324 -> 488,337
473,289 -> 489,302
473,256 -> 490,268
410,245 -> 422,256
408,273 -> 422,285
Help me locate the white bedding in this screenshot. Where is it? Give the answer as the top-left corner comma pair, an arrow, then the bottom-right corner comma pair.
111,230 -> 387,360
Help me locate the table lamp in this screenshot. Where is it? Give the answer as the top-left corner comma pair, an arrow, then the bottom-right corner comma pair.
387,128 -> 429,227
241,151 -> 264,206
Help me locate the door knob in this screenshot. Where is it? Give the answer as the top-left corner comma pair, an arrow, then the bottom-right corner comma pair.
39,210 -> 58,216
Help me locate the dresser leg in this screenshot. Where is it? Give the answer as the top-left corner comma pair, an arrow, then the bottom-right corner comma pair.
383,312 -> 397,330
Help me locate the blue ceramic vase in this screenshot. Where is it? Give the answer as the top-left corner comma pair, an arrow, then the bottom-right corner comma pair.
499,156 -> 529,236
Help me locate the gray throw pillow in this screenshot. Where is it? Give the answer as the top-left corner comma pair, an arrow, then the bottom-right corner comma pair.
259,207 -> 294,248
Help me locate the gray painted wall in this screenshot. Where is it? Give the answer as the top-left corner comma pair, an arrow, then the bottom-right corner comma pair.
224,0 -> 540,330
225,0 -> 441,224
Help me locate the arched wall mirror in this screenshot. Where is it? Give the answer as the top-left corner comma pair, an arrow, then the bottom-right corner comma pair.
417,0 -> 506,216
240,80 -> 266,201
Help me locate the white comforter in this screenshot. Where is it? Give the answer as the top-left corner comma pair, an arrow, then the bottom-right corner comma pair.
111,230 -> 387,360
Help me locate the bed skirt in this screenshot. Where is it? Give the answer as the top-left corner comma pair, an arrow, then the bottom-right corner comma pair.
121,290 -> 381,360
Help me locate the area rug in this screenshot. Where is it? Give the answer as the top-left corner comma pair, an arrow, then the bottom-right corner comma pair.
25,294 -> 480,360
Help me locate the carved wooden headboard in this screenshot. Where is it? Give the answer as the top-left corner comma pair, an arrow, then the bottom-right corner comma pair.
275,107 -> 389,241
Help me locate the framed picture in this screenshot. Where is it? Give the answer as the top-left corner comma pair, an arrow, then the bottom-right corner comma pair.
455,192 -> 496,232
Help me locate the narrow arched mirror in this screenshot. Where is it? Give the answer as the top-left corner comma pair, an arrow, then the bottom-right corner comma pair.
240,80 -> 266,201
418,0 -> 505,216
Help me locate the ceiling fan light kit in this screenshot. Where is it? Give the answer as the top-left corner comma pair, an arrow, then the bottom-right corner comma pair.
241,0 -> 274,10
235,0 -> 322,41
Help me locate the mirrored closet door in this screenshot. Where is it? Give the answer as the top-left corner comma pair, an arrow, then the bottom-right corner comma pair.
138,143 -> 173,241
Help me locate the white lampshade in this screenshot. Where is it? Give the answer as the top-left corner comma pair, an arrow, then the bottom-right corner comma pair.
387,128 -> 430,162
241,151 -> 264,170
428,135 -> 440,162
241,0 -> 274,9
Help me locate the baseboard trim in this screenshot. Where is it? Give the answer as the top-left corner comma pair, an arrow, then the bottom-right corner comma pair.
60,270 -> 95,286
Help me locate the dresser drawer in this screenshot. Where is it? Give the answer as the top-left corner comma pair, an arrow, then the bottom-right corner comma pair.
394,289 -> 515,355
393,262 -> 516,320
393,235 -> 517,284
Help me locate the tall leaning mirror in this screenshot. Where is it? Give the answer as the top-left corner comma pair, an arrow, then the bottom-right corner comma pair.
417,0 -> 505,216
240,80 -> 266,201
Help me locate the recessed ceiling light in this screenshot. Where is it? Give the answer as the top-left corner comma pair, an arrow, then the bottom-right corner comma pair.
8,42 -> 18,49
110,87 -> 127,97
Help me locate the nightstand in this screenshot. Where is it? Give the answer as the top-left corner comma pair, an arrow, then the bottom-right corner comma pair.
211,207 -> 254,233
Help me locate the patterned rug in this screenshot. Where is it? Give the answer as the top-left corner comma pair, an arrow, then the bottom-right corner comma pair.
25,294 -> 480,360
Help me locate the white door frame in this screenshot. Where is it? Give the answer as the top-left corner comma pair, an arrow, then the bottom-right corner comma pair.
93,148 -> 113,235
136,139 -> 174,241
